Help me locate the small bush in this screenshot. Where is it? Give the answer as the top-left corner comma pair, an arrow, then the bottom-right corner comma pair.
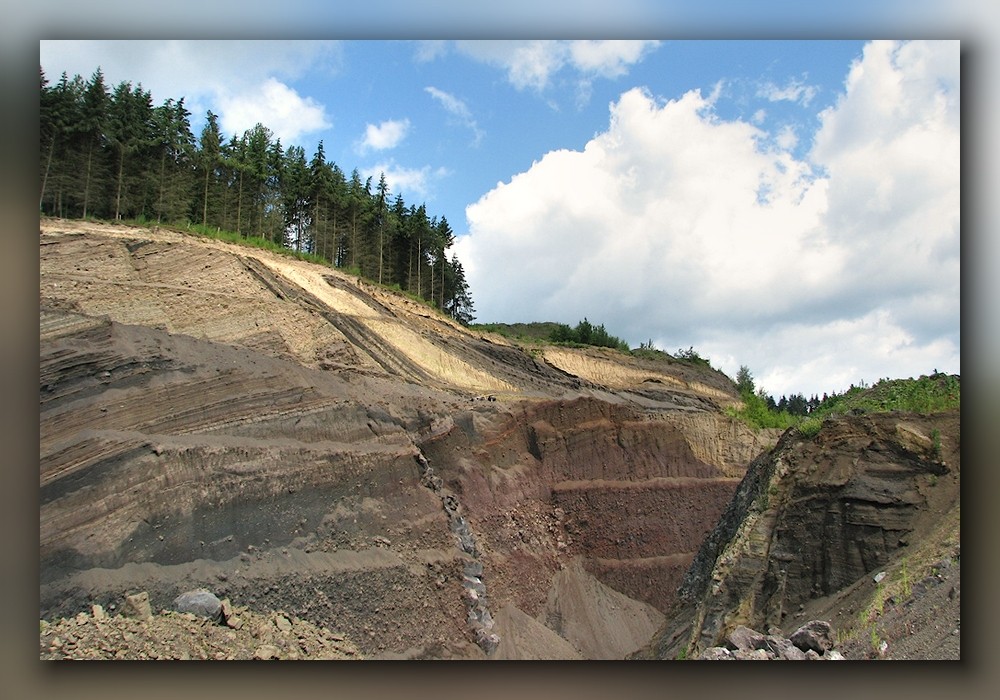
797,417 -> 823,438
548,318 -> 630,351
930,428 -> 942,459
726,391 -> 799,431
674,346 -> 712,368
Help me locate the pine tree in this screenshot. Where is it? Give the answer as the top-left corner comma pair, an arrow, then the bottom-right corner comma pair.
408,203 -> 430,298
307,142 -> 334,261
241,123 -> 274,239
433,216 -> 455,309
220,134 -> 244,233
374,173 -> 390,284
281,145 -> 310,251
736,365 -> 755,397
40,71 -> 83,216
445,255 -> 475,325
107,81 -> 154,221
76,68 -> 110,220
151,97 -> 195,223
345,169 -> 372,273
264,137 -> 285,243
196,111 -> 223,227
387,193 -> 409,286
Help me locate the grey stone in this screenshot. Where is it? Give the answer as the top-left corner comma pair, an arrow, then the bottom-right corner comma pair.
790,620 -> 834,654
699,647 -> 735,660
726,625 -> 766,652
274,614 -> 292,633
173,589 -> 223,620
475,629 -> 500,654
762,635 -> 806,660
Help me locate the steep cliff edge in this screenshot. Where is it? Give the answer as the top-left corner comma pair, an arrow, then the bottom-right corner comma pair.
637,408 -> 960,660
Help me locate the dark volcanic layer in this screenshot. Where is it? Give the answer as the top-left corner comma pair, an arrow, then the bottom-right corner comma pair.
638,409 -> 961,660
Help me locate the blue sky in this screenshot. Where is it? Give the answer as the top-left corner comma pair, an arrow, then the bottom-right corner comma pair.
39,39 -> 963,400
39,40 -> 868,232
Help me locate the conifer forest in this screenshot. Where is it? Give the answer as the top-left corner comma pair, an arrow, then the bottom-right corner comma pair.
39,67 -> 476,324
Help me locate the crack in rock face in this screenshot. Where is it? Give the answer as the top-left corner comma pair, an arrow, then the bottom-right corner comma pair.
416,451 -> 499,655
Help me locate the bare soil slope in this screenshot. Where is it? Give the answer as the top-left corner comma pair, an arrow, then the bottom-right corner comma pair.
38,219 -> 960,662
39,219 -> 761,660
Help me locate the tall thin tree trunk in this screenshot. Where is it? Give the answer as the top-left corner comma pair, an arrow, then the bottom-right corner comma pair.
82,140 -> 94,220
236,170 -> 243,236
40,135 -> 56,212
202,167 -> 209,226
115,148 -> 125,220
157,151 -> 166,224
351,211 -> 358,270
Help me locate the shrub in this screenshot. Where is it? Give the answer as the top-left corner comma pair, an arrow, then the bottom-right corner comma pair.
675,346 -> 711,368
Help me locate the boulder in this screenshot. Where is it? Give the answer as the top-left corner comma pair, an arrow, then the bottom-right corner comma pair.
725,625 -> 766,652
790,620 -> 834,654
761,635 -> 807,661
173,589 -> 223,621
124,591 -> 153,621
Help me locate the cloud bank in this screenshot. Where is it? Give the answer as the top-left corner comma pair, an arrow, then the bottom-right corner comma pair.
455,40 -> 959,397
436,40 -> 661,93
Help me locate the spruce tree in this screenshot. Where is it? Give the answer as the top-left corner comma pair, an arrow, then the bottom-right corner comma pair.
197,111 -> 223,227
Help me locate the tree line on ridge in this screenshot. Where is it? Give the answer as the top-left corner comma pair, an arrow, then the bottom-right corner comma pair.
39,67 -> 475,325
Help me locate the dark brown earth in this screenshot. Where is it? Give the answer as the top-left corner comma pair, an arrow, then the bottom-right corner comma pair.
636,409 -> 961,661
38,219 -> 961,662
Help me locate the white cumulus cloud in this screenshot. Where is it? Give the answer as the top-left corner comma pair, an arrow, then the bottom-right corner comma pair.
456,40 -> 959,398
359,118 -> 411,152
218,77 -> 332,144
362,160 -> 449,201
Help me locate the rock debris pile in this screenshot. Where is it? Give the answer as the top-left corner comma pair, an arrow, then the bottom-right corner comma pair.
698,620 -> 844,661
416,451 -> 499,654
40,588 -> 361,660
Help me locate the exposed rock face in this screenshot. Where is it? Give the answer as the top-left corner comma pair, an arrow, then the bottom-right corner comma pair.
639,410 -> 960,660
418,396 -> 745,621
40,220 -> 764,659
